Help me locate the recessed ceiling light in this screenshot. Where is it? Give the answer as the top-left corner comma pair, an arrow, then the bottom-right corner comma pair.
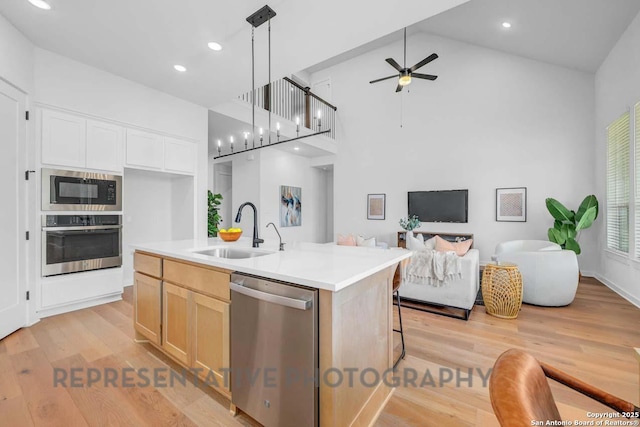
28,0 -> 51,10
173,64 -> 187,72
294,147 -> 300,151
502,22 -> 512,28
208,42 -> 223,51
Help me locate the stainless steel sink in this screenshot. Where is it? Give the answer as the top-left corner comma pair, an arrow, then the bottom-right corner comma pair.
193,247 -> 274,259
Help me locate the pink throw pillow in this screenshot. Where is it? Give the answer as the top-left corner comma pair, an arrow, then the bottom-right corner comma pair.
337,234 -> 356,246
435,236 -> 473,256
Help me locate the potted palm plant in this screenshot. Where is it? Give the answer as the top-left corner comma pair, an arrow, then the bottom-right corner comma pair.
546,195 -> 598,255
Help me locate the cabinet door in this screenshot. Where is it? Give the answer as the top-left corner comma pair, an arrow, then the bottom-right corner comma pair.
41,110 -> 86,168
125,129 -> 163,170
163,282 -> 190,365
164,137 -> 195,174
86,120 -> 124,172
191,292 -> 230,392
133,272 -> 161,345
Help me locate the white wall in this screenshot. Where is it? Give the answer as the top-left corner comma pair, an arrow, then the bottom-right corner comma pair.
310,33 -> 596,268
230,152 -> 262,234
594,11 -> 640,306
122,170 -> 194,284
259,149 -> 328,244
225,149 -> 329,244
0,13 -> 34,93
33,48 -> 209,239
122,170 -> 173,284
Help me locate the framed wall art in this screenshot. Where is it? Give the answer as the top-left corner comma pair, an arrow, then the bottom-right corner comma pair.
496,187 -> 527,222
280,185 -> 301,227
367,194 -> 386,220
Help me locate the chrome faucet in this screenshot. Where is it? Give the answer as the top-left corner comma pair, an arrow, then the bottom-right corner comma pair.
235,202 -> 264,248
267,222 -> 285,251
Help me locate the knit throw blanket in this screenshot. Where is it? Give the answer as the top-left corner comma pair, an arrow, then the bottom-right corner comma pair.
404,249 -> 462,287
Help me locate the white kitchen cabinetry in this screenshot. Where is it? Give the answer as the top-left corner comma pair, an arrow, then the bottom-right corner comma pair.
41,110 -> 87,168
164,137 -> 196,174
41,110 -> 124,172
125,130 -> 195,175
86,120 -> 124,172
40,109 -> 195,175
125,129 -> 164,170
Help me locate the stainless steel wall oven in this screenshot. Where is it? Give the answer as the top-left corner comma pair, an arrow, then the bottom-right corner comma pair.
41,215 -> 122,277
42,168 -> 122,211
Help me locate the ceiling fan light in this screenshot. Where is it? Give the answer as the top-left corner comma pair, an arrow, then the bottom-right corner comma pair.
399,75 -> 412,86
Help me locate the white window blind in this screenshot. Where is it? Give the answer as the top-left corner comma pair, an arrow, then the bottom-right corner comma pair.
635,103 -> 640,258
606,112 -> 630,253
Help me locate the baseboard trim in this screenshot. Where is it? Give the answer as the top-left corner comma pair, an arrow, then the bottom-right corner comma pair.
594,274 -> 640,309
38,293 -> 122,318
580,270 -> 595,278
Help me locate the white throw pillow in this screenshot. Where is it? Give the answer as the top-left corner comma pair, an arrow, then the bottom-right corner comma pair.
356,235 -> 377,247
423,236 -> 437,250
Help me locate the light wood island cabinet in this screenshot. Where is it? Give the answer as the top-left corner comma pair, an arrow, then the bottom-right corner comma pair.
132,242 -> 409,426
133,250 -> 233,402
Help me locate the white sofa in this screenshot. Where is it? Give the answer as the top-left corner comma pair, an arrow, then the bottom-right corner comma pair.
493,240 -> 579,306
399,232 -> 480,319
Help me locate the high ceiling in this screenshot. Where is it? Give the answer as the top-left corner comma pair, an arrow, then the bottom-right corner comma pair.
306,0 -> 640,75
420,0 -> 640,74
0,0 -> 467,109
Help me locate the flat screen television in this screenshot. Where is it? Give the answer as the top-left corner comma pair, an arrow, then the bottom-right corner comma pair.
408,190 -> 468,223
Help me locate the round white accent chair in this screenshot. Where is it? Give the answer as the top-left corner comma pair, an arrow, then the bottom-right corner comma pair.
493,240 -> 579,306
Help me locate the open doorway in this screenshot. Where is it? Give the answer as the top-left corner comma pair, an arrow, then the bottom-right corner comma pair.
213,162 -> 233,231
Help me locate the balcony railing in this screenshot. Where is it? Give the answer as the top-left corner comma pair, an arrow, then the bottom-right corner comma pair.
239,77 -> 337,139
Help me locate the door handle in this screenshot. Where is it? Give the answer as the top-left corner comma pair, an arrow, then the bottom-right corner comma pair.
230,282 -> 311,310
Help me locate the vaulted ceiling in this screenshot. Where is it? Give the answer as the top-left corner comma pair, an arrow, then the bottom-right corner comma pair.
0,0 -> 468,108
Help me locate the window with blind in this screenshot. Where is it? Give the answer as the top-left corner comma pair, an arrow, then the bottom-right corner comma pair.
606,111 -> 630,253
636,103 -> 640,258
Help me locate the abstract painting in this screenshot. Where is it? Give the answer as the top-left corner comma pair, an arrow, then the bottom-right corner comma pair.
367,194 -> 386,220
280,185 -> 302,227
496,187 -> 527,222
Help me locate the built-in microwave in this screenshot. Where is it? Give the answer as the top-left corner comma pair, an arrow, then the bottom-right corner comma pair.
42,168 -> 122,211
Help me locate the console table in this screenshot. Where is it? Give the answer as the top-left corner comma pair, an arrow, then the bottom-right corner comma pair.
397,231 -> 474,248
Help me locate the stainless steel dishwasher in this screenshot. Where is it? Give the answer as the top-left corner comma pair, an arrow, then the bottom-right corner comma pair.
230,273 -> 318,427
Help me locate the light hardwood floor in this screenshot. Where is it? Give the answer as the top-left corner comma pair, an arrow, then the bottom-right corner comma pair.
1,278 -> 638,426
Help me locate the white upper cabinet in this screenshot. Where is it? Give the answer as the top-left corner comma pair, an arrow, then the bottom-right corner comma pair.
41,110 -> 87,168
86,120 -> 124,172
125,130 -> 195,175
164,137 -> 196,174
40,109 -> 195,176
41,109 -> 125,172
125,129 -> 164,170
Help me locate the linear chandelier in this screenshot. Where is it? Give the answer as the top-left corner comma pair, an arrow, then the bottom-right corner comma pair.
213,4 -> 331,159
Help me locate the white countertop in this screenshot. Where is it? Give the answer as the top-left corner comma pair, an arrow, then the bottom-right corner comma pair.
131,237 -> 411,292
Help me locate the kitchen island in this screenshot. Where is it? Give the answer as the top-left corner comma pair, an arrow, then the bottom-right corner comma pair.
131,237 -> 411,427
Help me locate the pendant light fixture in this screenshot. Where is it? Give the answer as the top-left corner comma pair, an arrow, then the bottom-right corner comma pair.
213,5 -> 331,159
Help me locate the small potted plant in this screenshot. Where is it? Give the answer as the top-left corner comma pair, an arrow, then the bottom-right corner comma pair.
399,215 -> 421,231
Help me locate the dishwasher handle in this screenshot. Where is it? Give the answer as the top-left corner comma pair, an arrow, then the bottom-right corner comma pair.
230,282 -> 312,310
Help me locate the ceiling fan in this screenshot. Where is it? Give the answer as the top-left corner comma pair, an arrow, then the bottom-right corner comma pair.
369,28 -> 438,92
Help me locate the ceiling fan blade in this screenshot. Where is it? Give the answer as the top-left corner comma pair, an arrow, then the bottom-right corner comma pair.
395,84 -> 403,93
369,75 -> 399,84
409,53 -> 438,72
412,73 -> 438,81
386,58 -> 403,72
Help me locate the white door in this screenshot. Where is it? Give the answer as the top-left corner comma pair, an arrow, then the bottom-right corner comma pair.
0,80 -> 27,339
